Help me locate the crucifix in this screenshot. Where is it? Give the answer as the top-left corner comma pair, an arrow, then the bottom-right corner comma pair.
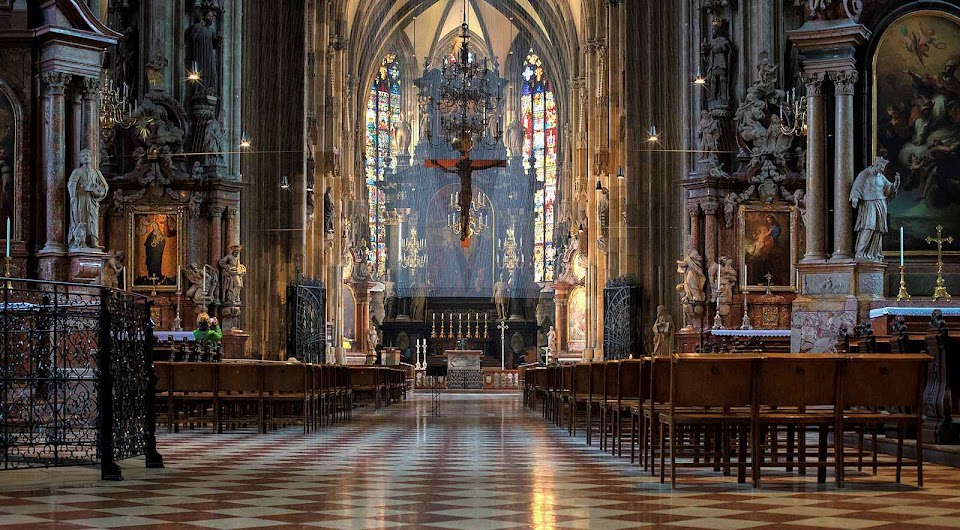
926,224 -> 954,301
497,320 -> 509,370
426,152 -> 506,246
763,272 -> 773,295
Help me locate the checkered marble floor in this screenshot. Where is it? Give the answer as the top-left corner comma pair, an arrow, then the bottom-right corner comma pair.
1,393 -> 960,529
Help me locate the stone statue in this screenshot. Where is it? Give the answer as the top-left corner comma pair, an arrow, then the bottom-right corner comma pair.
419,108 -> 432,140
184,262 -> 218,311
367,327 -> 379,353
187,8 -> 221,98
410,279 -> 428,321
702,18 -> 731,105
652,305 -> 674,357
392,114 -> 412,155
547,325 -> 558,355
219,244 -> 246,307
717,255 -> 737,316
100,250 -> 124,289
383,269 -> 395,320
493,272 -> 509,320
851,157 -> 899,261
203,117 -> 226,167
676,245 -> 706,324
505,115 -> 524,156
323,186 -> 334,234
598,186 -> 610,248
697,110 -> 721,160
67,149 -> 109,249
191,161 -> 205,181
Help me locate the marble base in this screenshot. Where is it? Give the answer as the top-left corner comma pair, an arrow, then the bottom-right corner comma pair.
67,248 -> 106,285
222,329 -> 249,359
381,347 -> 400,366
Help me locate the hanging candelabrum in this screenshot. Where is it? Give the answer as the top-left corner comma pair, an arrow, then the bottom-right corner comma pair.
497,225 -> 524,271
778,87 -> 808,137
421,15 -> 504,152
400,227 -> 427,270
447,190 -> 490,238
99,76 -> 138,130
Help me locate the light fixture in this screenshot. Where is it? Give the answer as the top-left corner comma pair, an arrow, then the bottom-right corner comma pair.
239,134 -> 251,149
306,184 -> 314,193
596,179 -> 603,191
779,87 -> 808,137
578,223 -> 584,234
617,166 -> 624,180
647,125 -> 660,143
693,70 -> 707,87
99,76 -> 136,130
280,175 -> 290,190
186,62 -> 202,83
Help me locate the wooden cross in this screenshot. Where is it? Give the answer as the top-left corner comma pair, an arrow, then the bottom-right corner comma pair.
763,272 -> 773,295
926,224 -> 954,301
426,155 -> 506,246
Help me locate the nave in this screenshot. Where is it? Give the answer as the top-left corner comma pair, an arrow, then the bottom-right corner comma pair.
2,393 -> 960,530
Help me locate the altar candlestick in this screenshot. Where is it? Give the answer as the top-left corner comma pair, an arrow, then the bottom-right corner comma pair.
900,226 -> 904,266
5,217 -> 9,257
203,268 -> 208,295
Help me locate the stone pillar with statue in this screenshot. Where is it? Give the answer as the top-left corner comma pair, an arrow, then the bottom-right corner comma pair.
219,244 -> 248,358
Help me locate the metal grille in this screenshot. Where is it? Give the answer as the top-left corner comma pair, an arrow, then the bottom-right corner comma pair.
1,279 -> 160,479
603,279 -> 642,360
287,277 -> 326,364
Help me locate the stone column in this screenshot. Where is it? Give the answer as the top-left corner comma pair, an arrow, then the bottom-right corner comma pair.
554,284 -> 570,354
352,279 -> 372,361
209,204 -> 225,268
81,77 -> 101,166
830,69 -> 857,261
701,199 -> 718,266
224,206 -> 239,249
38,72 -> 71,280
801,72 -> 827,262
70,88 -> 83,171
688,204 -> 701,253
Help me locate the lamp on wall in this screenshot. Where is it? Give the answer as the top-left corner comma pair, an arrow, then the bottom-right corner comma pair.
617,166 -> 624,180
280,175 -> 290,191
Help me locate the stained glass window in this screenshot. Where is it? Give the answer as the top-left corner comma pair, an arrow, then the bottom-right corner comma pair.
521,51 -> 557,283
365,54 -> 401,278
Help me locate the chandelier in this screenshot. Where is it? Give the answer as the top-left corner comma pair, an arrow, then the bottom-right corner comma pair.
400,227 -> 428,270
99,76 -> 137,130
423,17 -> 503,154
497,225 -> 524,271
779,87 -> 807,137
447,190 -> 489,237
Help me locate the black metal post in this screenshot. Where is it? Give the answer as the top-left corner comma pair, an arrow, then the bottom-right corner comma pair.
143,300 -> 164,469
98,288 -> 122,480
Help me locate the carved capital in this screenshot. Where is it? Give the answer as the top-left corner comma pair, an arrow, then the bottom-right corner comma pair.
688,204 -> 701,218
700,199 -> 719,216
329,34 -> 348,51
209,204 -> 226,219
224,206 -> 238,219
829,69 -> 858,96
802,71 -> 826,96
81,77 -> 101,99
41,72 -> 71,95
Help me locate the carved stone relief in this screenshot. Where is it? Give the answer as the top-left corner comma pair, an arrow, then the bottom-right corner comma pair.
803,273 -> 851,295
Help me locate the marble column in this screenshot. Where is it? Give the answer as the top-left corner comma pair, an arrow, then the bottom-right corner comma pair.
554,284 -> 570,354
830,69 -> 857,261
70,89 -> 82,171
688,204 -> 701,253
209,204 -> 225,268
801,72 -> 827,262
701,199 -> 718,266
81,77 -> 101,166
224,206 -> 239,249
353,279 -> 371,358
38,72 -> 71,279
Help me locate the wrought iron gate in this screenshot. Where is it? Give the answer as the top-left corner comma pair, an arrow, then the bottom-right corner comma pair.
287,277 -> 326,364
1,279 -> 162,479
603,278 -> 642,360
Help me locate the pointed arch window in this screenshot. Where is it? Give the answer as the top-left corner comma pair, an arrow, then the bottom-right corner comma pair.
365,54 -> 402,278
521,51 -> 557,283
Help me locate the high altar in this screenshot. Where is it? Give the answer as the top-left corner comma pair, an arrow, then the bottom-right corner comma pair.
444,349 -> 484,389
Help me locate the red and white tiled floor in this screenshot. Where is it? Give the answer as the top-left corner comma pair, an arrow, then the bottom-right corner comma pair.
1,393 -> 960,529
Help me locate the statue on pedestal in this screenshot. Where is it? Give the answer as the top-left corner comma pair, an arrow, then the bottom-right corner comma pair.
697,110 -> 721,161
219,245 -> 245,309
185,262 -> 218,313
392,114 -> 411,155
383,269 -> 395,320
717,255 -> 737,317
367,327 -> 379,354
652,305 -> 674,357
676,246 -> 706,326
100,250 -> 124,289
187,8 -> 221,99
493,272 -> 509,320
547,325 -> 558,357
67,149 -> 109,249
702,17 -> 731,106
323,186 -> 334,234
851,156 -> 899,261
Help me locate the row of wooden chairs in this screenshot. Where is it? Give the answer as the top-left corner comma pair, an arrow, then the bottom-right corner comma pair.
525,353 -> 929,488
348,366 -> 408,410
155,362 -> 405,434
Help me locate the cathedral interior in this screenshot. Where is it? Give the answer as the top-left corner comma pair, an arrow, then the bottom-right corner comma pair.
2,0 -> 960,528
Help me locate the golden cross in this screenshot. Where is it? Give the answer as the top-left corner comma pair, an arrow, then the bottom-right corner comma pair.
764,272 -> 773,295
926,224 -> 953,301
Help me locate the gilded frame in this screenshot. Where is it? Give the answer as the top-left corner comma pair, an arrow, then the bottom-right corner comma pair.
127,207 -> 183,292
737,204 -> 798,293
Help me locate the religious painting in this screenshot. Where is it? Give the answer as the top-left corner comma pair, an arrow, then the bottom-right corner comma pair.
128,210 -> 182,291
873,10 -> 960,254
0,85 -> 16,230
341,285 -> 356,342
738,205 -> 797,292
567,285 -> 586,352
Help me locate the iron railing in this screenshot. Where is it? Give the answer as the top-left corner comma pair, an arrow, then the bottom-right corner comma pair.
287,277 -> 327,364
0,278 -> 163,480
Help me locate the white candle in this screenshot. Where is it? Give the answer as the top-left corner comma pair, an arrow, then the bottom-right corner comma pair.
177,265 -> 181,286
900,226 -> 904,267
5,217 -> 9,258
203,268 -> 208,295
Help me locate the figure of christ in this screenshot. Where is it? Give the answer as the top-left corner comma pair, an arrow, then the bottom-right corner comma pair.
425,155 -> 506,246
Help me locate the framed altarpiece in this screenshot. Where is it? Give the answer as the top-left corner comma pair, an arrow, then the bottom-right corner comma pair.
126,208 -> 183,292
738,204 -> 799,292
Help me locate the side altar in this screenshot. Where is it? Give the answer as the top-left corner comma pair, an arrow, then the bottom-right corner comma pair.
444,349 -> 484,390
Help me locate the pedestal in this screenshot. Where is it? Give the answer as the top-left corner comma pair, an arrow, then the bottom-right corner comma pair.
791,260 -> 887,352
67,248 -> 107,285
444,349 -> 483,389
381,347 -> 400,366
222,329 -> 249,359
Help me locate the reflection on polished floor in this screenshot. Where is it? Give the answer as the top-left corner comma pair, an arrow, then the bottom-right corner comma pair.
1,393 -> 960,529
